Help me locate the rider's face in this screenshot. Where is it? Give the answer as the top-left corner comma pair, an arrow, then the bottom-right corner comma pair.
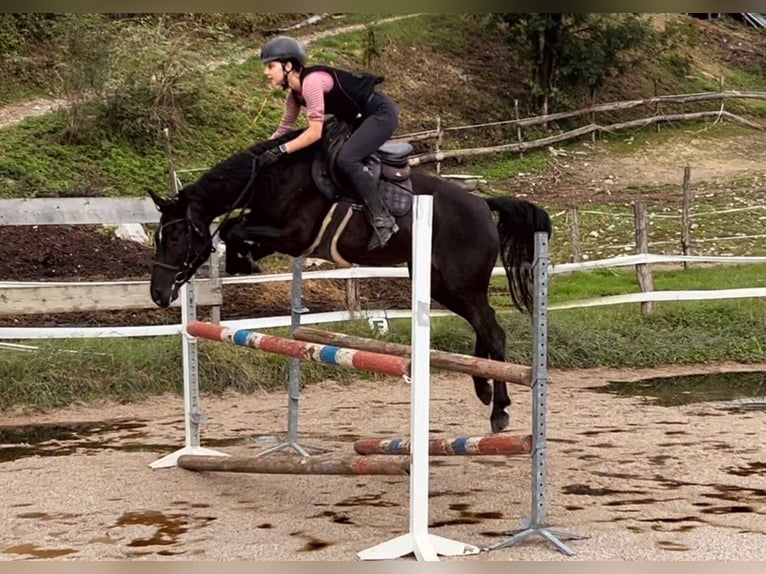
264,61 -> 284,88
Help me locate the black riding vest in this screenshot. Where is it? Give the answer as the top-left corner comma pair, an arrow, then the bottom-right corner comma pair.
296,65 -> 384,123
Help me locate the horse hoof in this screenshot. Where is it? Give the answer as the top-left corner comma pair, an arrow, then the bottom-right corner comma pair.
491,411 -> 510,434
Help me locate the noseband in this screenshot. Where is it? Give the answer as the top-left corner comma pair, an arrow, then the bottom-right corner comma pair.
152,216 -> 214,291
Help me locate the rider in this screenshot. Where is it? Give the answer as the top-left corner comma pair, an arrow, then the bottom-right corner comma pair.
258,35 -> 399,250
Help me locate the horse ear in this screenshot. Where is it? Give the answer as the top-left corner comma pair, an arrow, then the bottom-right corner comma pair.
147,189 -> 172,211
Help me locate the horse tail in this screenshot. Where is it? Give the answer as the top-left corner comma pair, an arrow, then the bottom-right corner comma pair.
485,196 -> 552,314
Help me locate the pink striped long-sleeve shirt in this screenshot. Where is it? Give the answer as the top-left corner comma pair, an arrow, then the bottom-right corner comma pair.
272,70 -> 334,138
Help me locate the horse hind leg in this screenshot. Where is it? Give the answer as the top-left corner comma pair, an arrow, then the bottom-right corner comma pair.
472,338 -> 492,406
433,283 -> 511,433
464,301 -> 511,433
483,309 -> 511,433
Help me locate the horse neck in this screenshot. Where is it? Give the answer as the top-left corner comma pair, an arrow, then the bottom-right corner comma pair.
185,177 -> 249,224
188,145 -> 319,223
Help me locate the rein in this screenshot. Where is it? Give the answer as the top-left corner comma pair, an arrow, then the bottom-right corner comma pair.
153,153 -> 262,291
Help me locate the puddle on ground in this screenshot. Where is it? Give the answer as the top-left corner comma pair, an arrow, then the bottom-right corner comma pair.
0,419 -> 248,463
699,505 -> 756,514
333,493 -> 399,508
289,530 -> 334,552
656,540 -> 689,551
2,543 -> 77,559
725,461 -> 766,477
308,509 -> 355,525
0,419 -> 146,444
563,484 -> 648,496
429,490 -> 471,499
429,502 -> 503,528
16,512 -> 82,523
591,371 -> 766,407
6,508 -> 216,557
604,497 -> 671,506
110,510 -> 216,550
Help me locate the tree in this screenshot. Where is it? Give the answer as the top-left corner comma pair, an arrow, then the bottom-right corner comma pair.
556,14 -> 658,101
488,13 -> 657,113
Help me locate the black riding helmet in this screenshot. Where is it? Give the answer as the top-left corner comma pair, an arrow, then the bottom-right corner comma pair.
260,36 -> 307,67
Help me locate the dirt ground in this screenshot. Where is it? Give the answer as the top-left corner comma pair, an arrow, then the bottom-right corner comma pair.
1,363 -> 764,561
497,128 -> 766,206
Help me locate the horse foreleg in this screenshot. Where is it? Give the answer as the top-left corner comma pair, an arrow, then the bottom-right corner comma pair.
229,224 -> 285,242
224,241 -> 275,275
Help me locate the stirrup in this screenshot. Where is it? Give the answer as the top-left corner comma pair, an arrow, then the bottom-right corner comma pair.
367,221 -> 399,250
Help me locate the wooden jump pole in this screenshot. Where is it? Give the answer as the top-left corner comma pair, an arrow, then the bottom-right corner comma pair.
178,454 -> 409,475
293,327 -> 532,387
187,321 -> 410,377
354,434 -> 533,456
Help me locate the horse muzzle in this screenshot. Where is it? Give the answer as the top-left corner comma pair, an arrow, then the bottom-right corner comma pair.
150,262 -> 184,308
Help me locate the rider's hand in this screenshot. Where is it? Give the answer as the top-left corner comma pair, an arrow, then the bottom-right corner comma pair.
259,144 -> 287,168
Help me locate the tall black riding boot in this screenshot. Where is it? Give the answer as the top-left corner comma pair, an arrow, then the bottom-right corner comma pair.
347,166 -> 399,250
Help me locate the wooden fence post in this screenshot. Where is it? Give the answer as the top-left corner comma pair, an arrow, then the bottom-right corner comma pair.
346,277 -> 360,320
718,75 -> 725,117
514,99 -> 523,158
435,116 -> 442,175
633,202 -> 654,315
654,79 -> 661,133
681,166 -> 692,270
590,89 -> 597,143
208,247 -> 221,324
569,206 -> 581,263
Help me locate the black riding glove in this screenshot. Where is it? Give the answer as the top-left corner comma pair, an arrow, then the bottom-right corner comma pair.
258,144 -> 287,168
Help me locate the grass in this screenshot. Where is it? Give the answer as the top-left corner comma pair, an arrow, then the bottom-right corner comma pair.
543,184 -> 766,264
461,150 -> 552,183
488,262 -> 766,310
354,14 -> 473,57
3,263 -> 766,411
0,336 -> 360,411
0,84 -> 53,107
0,15 -> 446,199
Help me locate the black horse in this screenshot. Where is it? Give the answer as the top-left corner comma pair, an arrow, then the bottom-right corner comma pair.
148,126 -> 552,433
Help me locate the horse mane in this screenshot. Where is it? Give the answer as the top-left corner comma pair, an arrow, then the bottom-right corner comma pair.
177,128 -> 313,212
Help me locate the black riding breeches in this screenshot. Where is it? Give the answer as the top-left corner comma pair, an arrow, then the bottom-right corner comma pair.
335,91 -> 399,179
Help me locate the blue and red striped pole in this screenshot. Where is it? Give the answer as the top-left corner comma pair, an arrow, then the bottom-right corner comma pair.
187,321 -> 410,377
354,434 -> 533,456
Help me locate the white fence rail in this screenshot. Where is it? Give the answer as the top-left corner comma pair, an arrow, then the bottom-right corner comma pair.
2,252 -> 766,339
3,198 -> 766,341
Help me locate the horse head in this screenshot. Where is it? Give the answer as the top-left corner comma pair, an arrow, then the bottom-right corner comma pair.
148,188 -> 213,308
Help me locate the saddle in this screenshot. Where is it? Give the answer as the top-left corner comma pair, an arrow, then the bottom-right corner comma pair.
311,117 -> 414,217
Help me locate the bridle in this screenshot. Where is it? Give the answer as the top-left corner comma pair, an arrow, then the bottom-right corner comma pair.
152,215 -> 214,293
152,152 -> 263,293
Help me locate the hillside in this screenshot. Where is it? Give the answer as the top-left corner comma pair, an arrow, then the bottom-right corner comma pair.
0,12 -> 765,304
0,13 -> 764,201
